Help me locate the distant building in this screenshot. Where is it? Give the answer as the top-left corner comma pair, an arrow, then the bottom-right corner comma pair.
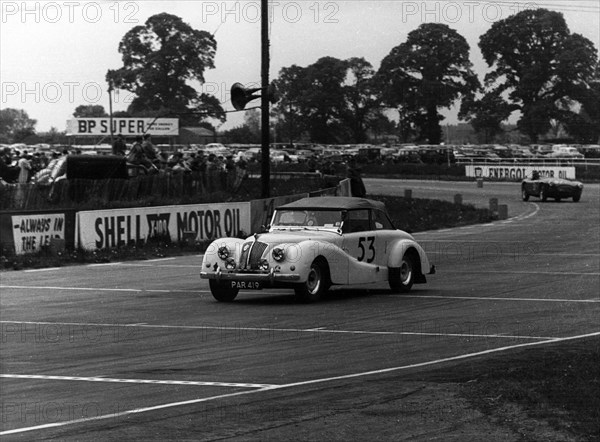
179,127 -> 219,145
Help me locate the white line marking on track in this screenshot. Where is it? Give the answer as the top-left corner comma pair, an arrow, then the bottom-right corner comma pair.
0,374 -> 276,389
2,331 -> 598,436
23,267 -> 62,273
87,262 -> 123,267
1,285 -> 143,292
0,286 -> 192,294
405,294 -> 600,303
451,270 -> 600,276
0,320 -> 559,340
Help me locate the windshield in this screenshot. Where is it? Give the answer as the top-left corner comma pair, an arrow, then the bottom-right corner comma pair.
271,209 -> 344,230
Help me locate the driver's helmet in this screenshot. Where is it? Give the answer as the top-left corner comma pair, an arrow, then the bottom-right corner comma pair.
532,170 -> 540,180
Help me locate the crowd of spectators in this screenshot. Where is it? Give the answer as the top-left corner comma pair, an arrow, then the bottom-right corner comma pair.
2,147 -> 60,184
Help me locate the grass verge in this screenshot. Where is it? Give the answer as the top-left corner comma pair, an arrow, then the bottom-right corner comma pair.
410,336 -> 600,441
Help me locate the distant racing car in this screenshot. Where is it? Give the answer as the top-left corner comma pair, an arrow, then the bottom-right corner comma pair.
521,172 -> 583,202
200,196 -> 434,302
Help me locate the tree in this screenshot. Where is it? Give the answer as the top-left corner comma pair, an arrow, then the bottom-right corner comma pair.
106,13 -> 224,126
272,65 -> 310,144
479,8 -> 598,143
459,91 -> 513,143
377,23 -> 479,144
563,62 -> 600,143
273,57 -> 385,143
340,57 -> 383,143
73,105 -> 108,118
0,108 -> 37,143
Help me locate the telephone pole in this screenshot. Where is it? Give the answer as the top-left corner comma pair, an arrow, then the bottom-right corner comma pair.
260,0 -> 270,198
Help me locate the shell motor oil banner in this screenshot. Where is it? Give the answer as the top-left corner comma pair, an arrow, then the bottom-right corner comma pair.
77,202 -> 251,250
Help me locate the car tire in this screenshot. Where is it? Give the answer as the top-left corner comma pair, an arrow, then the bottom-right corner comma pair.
539,186 -> 548,202
209,280 -> 239,302
573,194 -> 581,202
389,252 -> 415,293
521,187 -> 530,201
294,259 -> 330,302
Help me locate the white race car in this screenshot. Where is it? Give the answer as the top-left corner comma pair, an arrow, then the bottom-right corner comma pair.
200,196 -> 434,302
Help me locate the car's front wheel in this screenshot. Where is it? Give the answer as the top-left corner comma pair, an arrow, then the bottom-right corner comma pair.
521,187 -> 530,201
209,280 -> 239,302
573,194 -> 581,202
295,259 -> 330,302
389,252 -> 415,293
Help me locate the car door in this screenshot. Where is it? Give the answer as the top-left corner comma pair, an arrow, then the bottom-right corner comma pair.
342,209 -> 382,284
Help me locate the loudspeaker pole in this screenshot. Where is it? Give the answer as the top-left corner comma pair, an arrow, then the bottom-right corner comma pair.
260,0 -> 270,198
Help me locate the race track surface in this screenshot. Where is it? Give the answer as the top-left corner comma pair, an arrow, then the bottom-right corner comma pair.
1,180 -> 599,440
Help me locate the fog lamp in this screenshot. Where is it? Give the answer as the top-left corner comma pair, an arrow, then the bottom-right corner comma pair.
272,247 -> 285,262
258,259 -> 269,271
217,246 -> 229,260
225,258 -> 236,270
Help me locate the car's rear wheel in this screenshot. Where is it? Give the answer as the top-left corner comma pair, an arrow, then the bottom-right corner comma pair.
295,259 -> 330,302
539,186 -> 548,202
389,252 -> 415,293
521,187 -> 530,201
209,280 -> 239,302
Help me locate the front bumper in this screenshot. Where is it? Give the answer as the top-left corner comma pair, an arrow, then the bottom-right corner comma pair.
200,268 -> 301,283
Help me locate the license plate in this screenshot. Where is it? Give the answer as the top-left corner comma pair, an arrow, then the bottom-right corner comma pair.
231,281 -> 261,290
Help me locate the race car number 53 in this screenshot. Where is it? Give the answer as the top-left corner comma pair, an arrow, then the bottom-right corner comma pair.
358,236 -> 375,263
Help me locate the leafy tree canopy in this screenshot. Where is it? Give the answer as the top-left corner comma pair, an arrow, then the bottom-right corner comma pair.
106,13 -> 224,126
73,105 -> 108,118
273,56 -> 385,143
0,108 -> 37,143
459,91 -> 513,143
479,8 -> 598,142
377,23 -> 479,144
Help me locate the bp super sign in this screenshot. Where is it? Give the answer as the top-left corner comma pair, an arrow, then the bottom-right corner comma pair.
66,118 -> 179,136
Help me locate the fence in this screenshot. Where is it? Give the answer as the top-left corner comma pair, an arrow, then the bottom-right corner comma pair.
0,169 -> 246,211
455,157 -> 600,167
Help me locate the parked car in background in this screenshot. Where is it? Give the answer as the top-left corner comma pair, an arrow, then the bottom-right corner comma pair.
521,172 -> 583,202
200,196 -> 435,302
548,145 -> 584,159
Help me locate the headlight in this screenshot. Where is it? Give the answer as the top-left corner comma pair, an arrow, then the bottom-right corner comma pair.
225,257 -> 236,270
217,246 -> 229,260
272,247 -> 285,262
258,259 -> 269,271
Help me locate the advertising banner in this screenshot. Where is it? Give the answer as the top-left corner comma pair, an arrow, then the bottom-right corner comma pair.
465,165 -> 576,181
10,213 -> 66,255
77,202 -> 251,251
66,118 -> 179,136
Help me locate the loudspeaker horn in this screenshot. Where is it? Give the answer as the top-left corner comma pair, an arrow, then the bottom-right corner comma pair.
230,82 -> 279,111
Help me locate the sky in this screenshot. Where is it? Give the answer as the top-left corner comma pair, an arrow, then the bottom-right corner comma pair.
1,0 -> 599,134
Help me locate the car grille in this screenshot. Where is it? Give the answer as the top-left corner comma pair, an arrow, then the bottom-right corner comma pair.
239,241 -> 268,269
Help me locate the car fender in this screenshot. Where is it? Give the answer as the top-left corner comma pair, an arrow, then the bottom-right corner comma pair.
288,239 -> 348,284
387,239 -> 430,275
202,238 -> 246,269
